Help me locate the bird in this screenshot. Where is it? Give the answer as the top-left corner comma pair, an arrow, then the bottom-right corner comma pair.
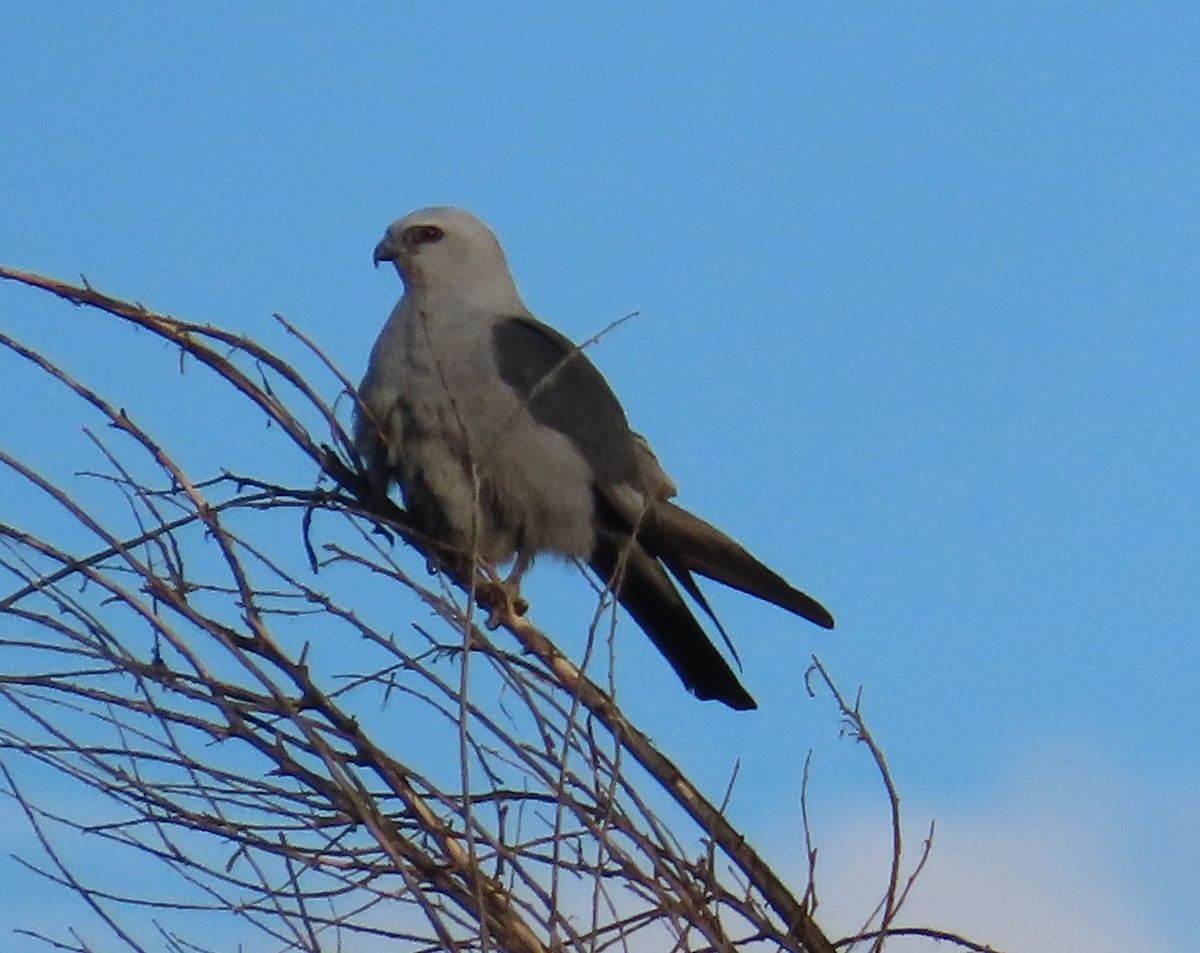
355,206 -> 833,710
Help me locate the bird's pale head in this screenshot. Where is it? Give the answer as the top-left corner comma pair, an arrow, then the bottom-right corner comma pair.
373,206 -> 522,308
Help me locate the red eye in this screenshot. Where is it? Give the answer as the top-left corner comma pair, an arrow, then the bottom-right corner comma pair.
406,225 -> 444,246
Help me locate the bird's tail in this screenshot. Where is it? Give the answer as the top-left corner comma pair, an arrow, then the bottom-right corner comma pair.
589,528 -> 757,711
641,502 -> 835,630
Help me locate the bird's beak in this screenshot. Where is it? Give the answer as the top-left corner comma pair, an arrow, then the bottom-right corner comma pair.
373,237 -> 396,268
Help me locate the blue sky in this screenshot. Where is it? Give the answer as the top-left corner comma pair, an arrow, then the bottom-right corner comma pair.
2,5 -> 1197,951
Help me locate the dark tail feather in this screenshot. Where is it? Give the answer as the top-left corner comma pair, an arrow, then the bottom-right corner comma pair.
589,528 -> 757,711
642,502 -> 835,630
657,556 -> 744,666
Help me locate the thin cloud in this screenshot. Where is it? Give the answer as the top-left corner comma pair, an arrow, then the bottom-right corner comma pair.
793,741 -> 1189,953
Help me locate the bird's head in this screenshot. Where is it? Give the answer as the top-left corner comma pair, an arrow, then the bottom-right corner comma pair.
373,206 -> 521,307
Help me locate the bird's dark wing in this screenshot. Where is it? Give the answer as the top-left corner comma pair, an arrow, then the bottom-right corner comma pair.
494,315 -> 761,707
492,316 -> 641,488
493,313 -> 833,709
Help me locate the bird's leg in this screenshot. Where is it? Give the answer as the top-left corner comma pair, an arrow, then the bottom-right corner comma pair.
476,556 -> 531,629
504,553 -> 532,599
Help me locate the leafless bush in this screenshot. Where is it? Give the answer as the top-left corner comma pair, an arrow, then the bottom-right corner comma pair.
0,267 -> 997,953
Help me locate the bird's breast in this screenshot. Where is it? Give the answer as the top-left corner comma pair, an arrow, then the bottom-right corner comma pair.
386,310 -> 598,561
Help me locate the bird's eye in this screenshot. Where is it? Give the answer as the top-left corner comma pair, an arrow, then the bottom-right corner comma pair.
406,225 -> 445,246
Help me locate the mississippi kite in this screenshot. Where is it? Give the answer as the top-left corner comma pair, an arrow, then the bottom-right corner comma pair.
356,206 -> 833,710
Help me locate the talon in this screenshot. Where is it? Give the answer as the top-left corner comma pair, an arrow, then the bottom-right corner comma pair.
484,601 -> 507,630
476,566 -> 529,628
480,582 -> 525,629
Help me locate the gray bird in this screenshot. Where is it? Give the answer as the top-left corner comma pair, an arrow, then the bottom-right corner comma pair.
356,206 -> 833,710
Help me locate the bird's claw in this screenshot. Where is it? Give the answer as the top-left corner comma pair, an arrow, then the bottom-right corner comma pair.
476,569 -> 529,629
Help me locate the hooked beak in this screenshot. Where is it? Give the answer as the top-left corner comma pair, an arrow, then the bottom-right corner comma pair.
373,236 -> 397,268
369,237 -> 393,267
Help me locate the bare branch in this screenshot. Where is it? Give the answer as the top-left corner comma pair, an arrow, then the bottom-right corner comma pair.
0,267 -> 999,953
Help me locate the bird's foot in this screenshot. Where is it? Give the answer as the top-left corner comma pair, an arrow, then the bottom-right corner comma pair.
476,565 -> 529,629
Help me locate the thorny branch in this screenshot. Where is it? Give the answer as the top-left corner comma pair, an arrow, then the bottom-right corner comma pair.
0,266 -> 998,953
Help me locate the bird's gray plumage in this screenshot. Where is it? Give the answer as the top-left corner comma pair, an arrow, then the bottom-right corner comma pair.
356,206 -> 833,710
